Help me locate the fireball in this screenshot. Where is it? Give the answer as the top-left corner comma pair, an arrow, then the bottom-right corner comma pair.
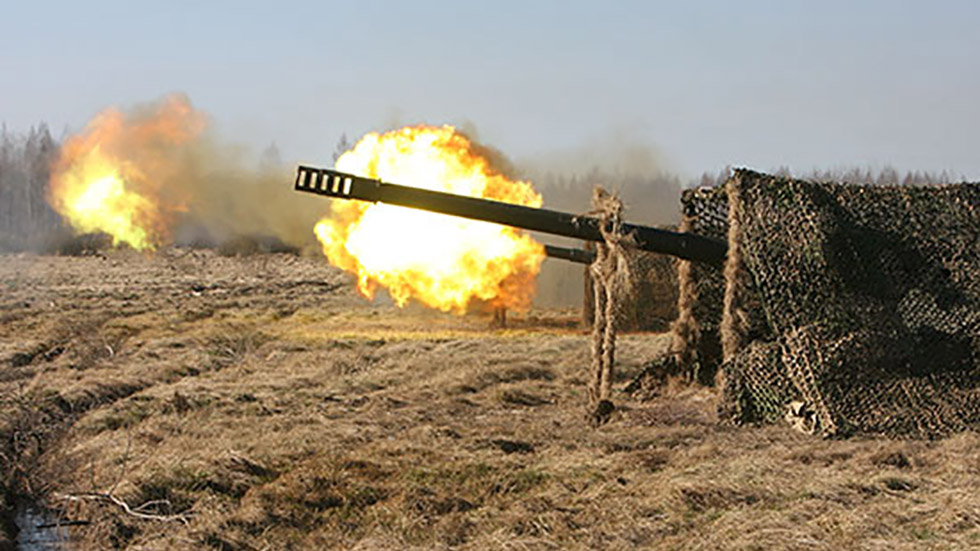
47,94 -> 205,250
314,125 -> 545,313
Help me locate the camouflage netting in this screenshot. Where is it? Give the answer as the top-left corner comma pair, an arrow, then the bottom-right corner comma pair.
670,187 -> 729,384
718,169 -> 980,438
585,187 -> 636,427
584,225 -> 679,332
587,249 -> 678,332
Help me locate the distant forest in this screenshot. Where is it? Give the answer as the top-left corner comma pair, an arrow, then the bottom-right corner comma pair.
694,165 -> 963,190
0,124 -> 969,254
0,125 -> 60,251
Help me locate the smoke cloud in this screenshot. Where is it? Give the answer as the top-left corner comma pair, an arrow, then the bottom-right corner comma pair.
48,93 -> 329,252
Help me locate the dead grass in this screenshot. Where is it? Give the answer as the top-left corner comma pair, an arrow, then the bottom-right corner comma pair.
2,251 -> 980,550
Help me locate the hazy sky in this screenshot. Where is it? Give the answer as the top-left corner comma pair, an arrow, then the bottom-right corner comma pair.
3,0 -> 979,179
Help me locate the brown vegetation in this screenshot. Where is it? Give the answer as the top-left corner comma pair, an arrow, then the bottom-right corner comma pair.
1,251 -> 979,549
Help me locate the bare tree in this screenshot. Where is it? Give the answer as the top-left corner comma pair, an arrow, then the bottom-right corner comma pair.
0,123 -> 62,251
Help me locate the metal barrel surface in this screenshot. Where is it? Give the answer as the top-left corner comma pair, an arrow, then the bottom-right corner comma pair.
294,165 -> 727,265
543,244 -> 595,265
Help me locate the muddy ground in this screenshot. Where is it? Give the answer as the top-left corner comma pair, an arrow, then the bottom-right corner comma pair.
1,250 -> 979,550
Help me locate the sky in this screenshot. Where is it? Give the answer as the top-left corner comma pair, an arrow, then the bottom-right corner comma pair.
3,0 -> 979,180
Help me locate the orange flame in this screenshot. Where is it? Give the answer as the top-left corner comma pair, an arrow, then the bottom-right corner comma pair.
314,125 -> 545,313
47,94 -> 206,250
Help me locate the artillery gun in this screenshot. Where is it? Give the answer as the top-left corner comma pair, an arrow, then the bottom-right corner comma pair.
292,165 -> 727,265
294,164 -> 980,439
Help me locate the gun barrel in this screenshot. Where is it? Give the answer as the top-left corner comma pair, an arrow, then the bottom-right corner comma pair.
544,244 -> 595,265
295,166 -> 727,265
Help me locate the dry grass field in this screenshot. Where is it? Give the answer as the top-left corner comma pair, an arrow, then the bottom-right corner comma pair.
2,250 -> 979,550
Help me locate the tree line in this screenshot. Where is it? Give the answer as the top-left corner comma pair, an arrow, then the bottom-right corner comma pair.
0,123 -> 970,254
0,124 -> 61,251
695,165 -> 963,189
